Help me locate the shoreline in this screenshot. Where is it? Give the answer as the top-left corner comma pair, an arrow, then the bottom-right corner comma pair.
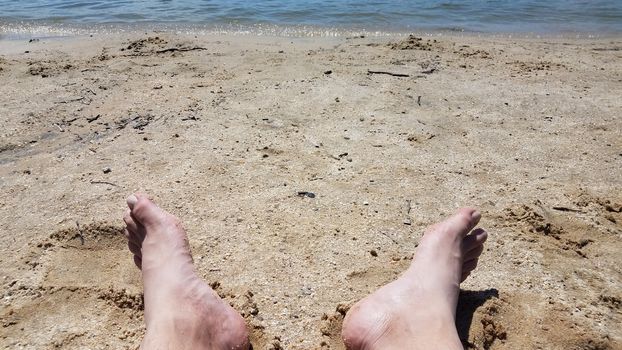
2,21 -> 622,41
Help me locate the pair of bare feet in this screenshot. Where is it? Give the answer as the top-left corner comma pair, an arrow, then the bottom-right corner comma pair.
123,193 -> 487,350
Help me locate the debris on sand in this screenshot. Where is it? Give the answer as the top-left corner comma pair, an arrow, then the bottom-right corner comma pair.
297,191 -> 316,198
389,35 -> 435,51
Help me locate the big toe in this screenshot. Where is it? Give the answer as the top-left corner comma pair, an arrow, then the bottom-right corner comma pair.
127,193 -> 168,227
439,207 -> 481,239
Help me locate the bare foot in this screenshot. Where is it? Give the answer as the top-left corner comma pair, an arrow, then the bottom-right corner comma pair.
341,208 -> 488,350
122,193 -> 250,350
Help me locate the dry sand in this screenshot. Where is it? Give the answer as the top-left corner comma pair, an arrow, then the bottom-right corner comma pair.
0,32 -> 621,349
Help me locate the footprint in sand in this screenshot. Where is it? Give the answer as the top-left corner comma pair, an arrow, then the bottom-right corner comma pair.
2,222 -> 143,349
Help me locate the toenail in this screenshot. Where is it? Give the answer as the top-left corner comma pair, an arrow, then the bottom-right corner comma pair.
471,210 -> 481,220
127,194 -> 138,209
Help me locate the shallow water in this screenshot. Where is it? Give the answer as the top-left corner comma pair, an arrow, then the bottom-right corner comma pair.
1,0 -> 621,35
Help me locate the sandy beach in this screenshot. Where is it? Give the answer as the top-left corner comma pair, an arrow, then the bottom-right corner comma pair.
0,32 -> 621,349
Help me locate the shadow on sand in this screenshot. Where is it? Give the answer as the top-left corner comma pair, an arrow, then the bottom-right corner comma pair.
456,288 -> 500,345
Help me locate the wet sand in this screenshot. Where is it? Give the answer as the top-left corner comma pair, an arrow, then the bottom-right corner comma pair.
0,32 -> 621,349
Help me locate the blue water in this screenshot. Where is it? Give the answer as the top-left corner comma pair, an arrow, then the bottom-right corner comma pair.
1,0 -> 621,35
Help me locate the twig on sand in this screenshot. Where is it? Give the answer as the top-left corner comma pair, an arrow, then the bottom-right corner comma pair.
403,200 -> 413,226
156,47 -> 207,54
552,206 -> 584,213
417,96 -> 422,106
367,70 -> 410,77
90,180 -> 121,187
54,97 -> 84,104
380,231 -> 399,245
75,221 -> 85,245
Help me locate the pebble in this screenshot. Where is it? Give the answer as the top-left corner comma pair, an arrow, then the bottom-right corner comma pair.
102,167 -> 112,174
297,191 -> 316,198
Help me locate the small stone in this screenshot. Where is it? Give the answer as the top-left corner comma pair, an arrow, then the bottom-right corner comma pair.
403,218 -> 412,225
102,167 -> 112,174
363,201 -> 369,206
370,249 -> 378,257
297,191 -> 316,198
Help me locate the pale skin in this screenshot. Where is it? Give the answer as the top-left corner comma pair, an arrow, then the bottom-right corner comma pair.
123,193 -> 487,350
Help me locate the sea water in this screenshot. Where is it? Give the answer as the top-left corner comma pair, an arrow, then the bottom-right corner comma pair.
1,0 -> 621,36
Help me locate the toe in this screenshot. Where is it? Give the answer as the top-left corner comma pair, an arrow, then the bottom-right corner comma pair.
463,244 -> 484,262
122,228 -> 131,240
462,228 -> 488,251
128,193 -> 168,228
123,226 -> 144,245
123,209 -> 139,233
126,193 -> 138,209
128,228 -> 145,245
432,207 -> 481,239
133,255 -> 142,269
462,258 -> 479,273
128,240 -> 142,257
